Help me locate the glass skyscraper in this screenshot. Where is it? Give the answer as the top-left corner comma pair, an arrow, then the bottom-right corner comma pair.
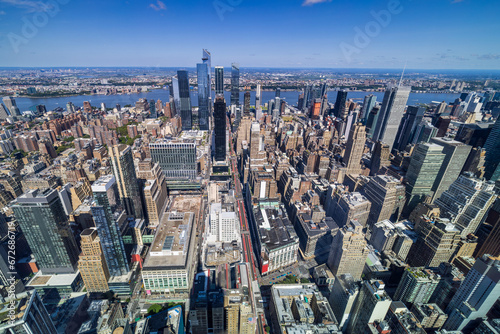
12,188 -> 79,274
149,140 -> 197,179
215,66 -> 224,95
202,49 -> 211,103
214,94 -> 227,161
197,63 -> 210,131
231,63 -> 239,106
176,70 -> 192,130
484,116 -> 500,181
149,99 -> 157,118
91,175 -> 130,277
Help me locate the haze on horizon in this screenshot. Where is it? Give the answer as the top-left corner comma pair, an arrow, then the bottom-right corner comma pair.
0,0 -> 499,70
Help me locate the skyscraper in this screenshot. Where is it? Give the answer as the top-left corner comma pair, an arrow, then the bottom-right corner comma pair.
91,175 -> 130,276
343,122 -> 366,176
364,175 -> 406,227
256,84 -> 262,120
329,274 -> 360,331
0,104 -> 10,120
333,90 -> 348,120
202,49 -> 211,99
176,70 -> 192,130
370,140 -> 391,176
244,89 -> 251,114
197,62 -> 210,130
372,85 -> 411,151
149,139 -> 197,179
214,94 -> 227,161
149,99 -> 157,118
484,116 -> 500,181
443,255 -> 500,331
2,97 -> 20,117
361,94 -> 377,121
394,105 -> 426,152
78,228 -> 110,293
405,143 -> 446,214
327,220 -> 368,280
230,63 -> 240,106
215,66 -> 224,94
393,268 -> 440,305
12,189 -> 79,274
109,144 -> 144,219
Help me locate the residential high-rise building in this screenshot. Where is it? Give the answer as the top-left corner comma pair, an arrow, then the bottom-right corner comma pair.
394,105 -> 426,152
0,291 -> 57,334
484,116 -> 500,182
136,159 -> 168,227
333,90 -> 348,120
230,63 -> 239,106
176,70 -> 192,130
12,189 -> 79,274
327,220 -> 369,280
443,255 -> 500,331
361,94 -> 377,121
197,62 -> 210,131
372,85 -> 411,151
91,175 -> 130,276
329,274 -> 360,331
404,143 -> 446,214
346,280 -> 392,333
149,139 -> 197,179
435,174 -> 496,237
343,122 -> 366,176
202,49 -> 211,100
364,175 -> 406,227
109,144 -> 144,219
256,84 -> 262,113
215,66 -> 224,94
394,267 -> 440,305
429,137 -> 472,202
243,89 -> 251,114
410,303 -> 448,331
78,228 -> 110,293
214,94 -> 227,161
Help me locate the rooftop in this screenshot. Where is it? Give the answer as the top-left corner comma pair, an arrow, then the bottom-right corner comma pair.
254,206 -> 298,251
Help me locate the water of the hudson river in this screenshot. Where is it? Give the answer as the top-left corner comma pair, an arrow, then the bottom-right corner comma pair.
13,89 -> 461,112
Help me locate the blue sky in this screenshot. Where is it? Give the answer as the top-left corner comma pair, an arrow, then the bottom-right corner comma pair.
0,0 -> 499,69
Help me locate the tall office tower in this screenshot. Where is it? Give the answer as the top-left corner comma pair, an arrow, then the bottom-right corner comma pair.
394,106 -> 426,152
364,175 -> 406,227
2,96 -> 20,116
484,117 -> 500,182
109,144 -> 143,219
215,66 -> 224,94
435,174 -> 496,237
78,228 -> 110,293
394,268 -> 440,305
366,105 -> 381,137
209,203 -> 238,242
407,218 -> 461,267
149,99 -> 157,118
343,122 -> 366,175
243,89 -> 251,114
475,199 -> 500,259
333,90 -> 348,120
91,175 -> 130,276
197,63 -> 210,130
12,189 -> 79,274
429,138 -> 472,202
273,97 -> 281,119
171,75 -> 180,115
370,141 -> 391,176
361,94 -> 377,121
0,104 -> 9,120
275,87 -> 281,98
149,139 -> 197,179
230,63 -> 240,106
214,95 -> 227,161
329,274 -> 360,331
404,143 -> 446,215
372,85 -> 411,151
0,291 -> 57,333
443,255 -> 500,331
255,84 -> 261,109
327,220 -> 369,280
176,70 -> 192,131
202,49 -> 211,101
66,101 -> 76,113
346,280 -> 392,334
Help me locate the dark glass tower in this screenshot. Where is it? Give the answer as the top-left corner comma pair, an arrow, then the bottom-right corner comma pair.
177,70 -> 192,130
215,66 -> 224,95
333,90 -> 348,120
214,94 -> 227,161
231,63 -> 239,106
484,116 -> 500,181
244,89 -> 251,114
197,63 -> 210,130
149,99 -> 157,118
393,106 -> 425,151
12,189 -> 79,274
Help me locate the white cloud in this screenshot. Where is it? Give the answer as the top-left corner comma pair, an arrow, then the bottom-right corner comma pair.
302,0 -> 332,6
0,0 -> 50,12
149,0 -> 166,11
